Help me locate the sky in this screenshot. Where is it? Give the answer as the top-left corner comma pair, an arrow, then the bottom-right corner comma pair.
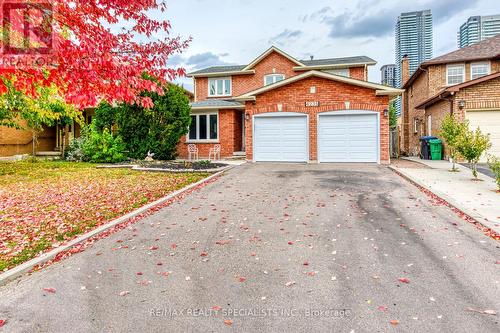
159,0 -> 499,91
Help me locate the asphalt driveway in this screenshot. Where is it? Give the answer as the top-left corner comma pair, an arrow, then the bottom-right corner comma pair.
1,163 -> 499,332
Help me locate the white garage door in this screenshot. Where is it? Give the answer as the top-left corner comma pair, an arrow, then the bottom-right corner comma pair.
466,110 -> 500,162
253,114 -> 308,162
318,113 -> 378,163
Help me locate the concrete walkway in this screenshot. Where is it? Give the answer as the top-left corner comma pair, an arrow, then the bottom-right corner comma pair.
391,157 -> 500,234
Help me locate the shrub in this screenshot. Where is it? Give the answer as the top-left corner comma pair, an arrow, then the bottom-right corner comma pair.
65,126 -> 90,162
456,127 -> 491,179
488,155 -> 500,191
116,83 -> 191,160
93,101 -> 117,132
440,115 -> 467,171
82,126 -> 126,163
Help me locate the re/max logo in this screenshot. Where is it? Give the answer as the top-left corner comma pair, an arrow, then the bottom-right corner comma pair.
1,1 -> 53,54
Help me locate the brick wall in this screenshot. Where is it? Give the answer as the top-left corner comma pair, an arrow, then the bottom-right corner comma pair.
194,52 -> 371,101
195,51 -> 300,101
0,122 -> 56,156
402,72 -> 428,155
243,76 -> 390,163
176,109 -> 244,159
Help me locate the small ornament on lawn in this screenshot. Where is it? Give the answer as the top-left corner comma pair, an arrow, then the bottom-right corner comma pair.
145,151 -> 155,162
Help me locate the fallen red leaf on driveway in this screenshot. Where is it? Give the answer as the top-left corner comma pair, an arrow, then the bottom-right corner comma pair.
398,278 -> 410,284
224,319 -> 233,326
378,306 -> 388,311
42,287 -> 56,294
0,319 -> 5,327
238,277 -> 247,282
390,319 -> 399,326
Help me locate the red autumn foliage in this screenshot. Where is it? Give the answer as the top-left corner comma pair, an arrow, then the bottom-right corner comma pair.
0,0 -> 190,108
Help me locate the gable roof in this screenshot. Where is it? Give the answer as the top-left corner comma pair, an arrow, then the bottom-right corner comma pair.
416,71 -> 500,109
233,70 -> 403,101
187,46 -> 377,77
424,34 -> 500,66
242,46 -> 304,70
403,35 -> 500,88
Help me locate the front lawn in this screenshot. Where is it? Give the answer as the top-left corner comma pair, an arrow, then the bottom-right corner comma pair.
0,161 -> 208,271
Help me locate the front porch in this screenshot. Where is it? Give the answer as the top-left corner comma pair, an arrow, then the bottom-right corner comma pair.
177,106 -> 247,160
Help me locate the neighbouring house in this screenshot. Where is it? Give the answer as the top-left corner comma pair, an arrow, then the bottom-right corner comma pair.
178,46 -> 403,163
0,83 -> 194,157
400,35 -> 500,160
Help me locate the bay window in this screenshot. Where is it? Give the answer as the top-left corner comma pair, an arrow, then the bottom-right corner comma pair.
208,77 -> 231,97
188,113 -> 218,141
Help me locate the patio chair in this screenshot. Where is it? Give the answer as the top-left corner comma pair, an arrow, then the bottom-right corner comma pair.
208,144 -> 221,161
187,144 -> 199,161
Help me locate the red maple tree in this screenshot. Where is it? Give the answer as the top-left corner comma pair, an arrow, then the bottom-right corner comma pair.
0,0 -> 190,108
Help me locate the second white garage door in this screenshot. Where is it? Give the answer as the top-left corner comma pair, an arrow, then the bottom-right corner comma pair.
318,112 -> 378,163
253,114 -> 308,162
466,110 -> 500,162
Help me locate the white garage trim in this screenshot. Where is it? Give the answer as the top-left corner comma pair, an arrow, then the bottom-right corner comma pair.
466,109 -> 500,162
252,112 -> 309,162
317,110 -> 380,164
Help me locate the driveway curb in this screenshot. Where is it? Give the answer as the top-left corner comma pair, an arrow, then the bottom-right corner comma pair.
389,165 -> 500,238
0,167 -> 233,286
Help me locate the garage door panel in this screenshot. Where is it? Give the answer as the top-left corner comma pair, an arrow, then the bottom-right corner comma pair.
466,111 -> 500,161
254,115 -> 308,162
319,114 -> 378,163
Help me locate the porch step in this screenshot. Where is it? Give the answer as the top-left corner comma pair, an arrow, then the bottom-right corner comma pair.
233,151 -> 246,156
35,151 -> 62,157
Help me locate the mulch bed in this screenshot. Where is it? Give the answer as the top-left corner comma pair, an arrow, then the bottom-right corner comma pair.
139,161 -> 228,170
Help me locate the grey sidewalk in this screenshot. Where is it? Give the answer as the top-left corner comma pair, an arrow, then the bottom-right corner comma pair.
390,157 -> 500,234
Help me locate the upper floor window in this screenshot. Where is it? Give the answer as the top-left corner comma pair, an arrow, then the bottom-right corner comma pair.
264,74 -> 285,86
446,64 -> 465,86
470,62 -> 490,80
208,77 -> 231,97
325,68 -> 350,77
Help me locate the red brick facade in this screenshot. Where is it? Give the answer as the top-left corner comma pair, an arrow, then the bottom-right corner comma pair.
244,77 -> 390,163
178,49 -> 393,163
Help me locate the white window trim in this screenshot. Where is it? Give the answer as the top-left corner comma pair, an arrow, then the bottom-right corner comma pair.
470,61 -> 491,80
446,63 -> 465,86
187,112 -> 219,143
264,74 -> 285,86
208,77 -> 232,97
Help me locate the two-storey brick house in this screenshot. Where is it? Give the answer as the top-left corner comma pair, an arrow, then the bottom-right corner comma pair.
400,35 -> 500,159
178,46 -> 403,163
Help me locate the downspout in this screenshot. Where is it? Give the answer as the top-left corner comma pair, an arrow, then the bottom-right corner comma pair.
193,79 -> 197,102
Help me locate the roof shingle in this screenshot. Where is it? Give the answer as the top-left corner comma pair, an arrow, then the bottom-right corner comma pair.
423,35 -> 500,66
188,55 -> 376,76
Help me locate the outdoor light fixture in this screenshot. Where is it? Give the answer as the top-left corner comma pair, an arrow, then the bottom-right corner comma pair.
245,113 -> 250,121
384,109 -> 388,117
277,103 -> 283,112
458,100 -> 466,109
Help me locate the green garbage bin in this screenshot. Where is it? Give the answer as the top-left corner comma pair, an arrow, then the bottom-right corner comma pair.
429,139 -> 442,160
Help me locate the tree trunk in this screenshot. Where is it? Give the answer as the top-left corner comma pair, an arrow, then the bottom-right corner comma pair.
61,128 -> 66,159
32,131 -> 37,158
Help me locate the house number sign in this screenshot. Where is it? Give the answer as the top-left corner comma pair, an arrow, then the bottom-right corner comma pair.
305,101 -> 320,107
